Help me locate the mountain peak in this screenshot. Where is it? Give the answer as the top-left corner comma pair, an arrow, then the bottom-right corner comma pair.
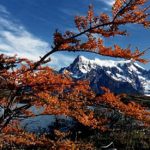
74,55 -> 133,65
60,55 -> 150,95
71,55 -> 145,73
74,55 -> 89,64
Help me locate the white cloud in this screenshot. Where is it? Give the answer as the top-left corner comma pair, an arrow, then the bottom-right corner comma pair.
97,0 -> 115,6
0,5 -> 49,61
0,5 -> 10,15
50,53 -> 75,70
0,5 -> 74,69
105,0 -> 115,6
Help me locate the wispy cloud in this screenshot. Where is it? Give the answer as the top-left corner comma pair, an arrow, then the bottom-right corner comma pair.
105,0 -> 115,6
0,5 -> 73,68
97,0 -> 115,7
0,5 -> 49,61
49,52 -> 75,70
0,5 -> 10,15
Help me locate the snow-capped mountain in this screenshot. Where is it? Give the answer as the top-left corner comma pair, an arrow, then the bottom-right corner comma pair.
60,55 -> 150,95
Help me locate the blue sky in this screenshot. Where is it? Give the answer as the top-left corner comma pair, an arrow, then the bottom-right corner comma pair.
0,0 -> 150,70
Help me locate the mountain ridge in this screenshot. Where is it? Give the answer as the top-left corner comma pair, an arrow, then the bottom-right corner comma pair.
60,55 -> 150,95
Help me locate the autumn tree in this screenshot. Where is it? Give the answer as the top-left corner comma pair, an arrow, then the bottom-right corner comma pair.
0,0 -> 150,149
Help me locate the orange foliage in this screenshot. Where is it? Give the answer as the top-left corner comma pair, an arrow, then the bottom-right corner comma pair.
51,0 -> 150,63
0,0 -> 150,148
96,87 -> 150,125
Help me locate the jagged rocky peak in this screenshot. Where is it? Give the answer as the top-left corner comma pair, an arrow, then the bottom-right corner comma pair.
60,55 -> 150,95
74,55 -> 88,62
68,55 -> 145,74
